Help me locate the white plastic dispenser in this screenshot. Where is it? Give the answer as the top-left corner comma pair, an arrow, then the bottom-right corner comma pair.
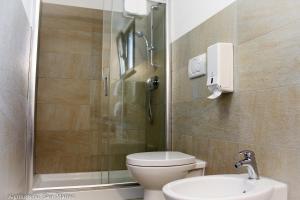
207,43 -> 233,99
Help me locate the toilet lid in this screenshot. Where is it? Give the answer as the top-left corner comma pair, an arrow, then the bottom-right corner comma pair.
126,151 -> 196,167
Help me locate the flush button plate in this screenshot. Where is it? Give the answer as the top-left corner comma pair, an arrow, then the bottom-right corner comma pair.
188,53 -> 207,79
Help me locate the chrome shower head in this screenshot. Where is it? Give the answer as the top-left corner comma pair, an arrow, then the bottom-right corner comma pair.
135,31 -> 150,50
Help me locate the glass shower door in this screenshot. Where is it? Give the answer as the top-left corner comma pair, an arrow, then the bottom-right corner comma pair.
33,0 -> 166,189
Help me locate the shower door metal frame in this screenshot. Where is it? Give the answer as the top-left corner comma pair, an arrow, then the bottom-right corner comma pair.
26,0 -> 40,193
26,0 -> 172,193
164,0 -> 172,151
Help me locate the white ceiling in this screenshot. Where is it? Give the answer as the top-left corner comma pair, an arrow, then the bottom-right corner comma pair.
171,0 -> 236,42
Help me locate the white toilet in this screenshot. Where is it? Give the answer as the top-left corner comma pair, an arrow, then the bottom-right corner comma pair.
126,151 -> 206,200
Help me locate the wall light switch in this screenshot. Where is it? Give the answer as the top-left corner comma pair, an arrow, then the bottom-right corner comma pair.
188,53 -> 206,79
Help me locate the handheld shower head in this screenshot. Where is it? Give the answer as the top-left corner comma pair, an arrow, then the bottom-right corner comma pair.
135,31 -> 150,50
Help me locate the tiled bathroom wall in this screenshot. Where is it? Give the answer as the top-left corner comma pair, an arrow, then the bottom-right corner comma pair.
0,0 -> 31,198
171,0 -> 300,199
35,3 -> 104,173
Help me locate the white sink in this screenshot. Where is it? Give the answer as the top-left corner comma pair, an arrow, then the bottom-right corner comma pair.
163,174 -> 287,200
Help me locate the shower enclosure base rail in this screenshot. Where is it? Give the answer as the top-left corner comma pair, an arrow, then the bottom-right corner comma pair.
32,185 -> 143,200
33,170 -> 136,191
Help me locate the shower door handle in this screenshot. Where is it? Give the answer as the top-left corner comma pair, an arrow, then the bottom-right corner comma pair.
104,76 -> 108,96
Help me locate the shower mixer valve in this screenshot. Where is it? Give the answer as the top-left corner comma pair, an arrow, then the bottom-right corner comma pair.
146,76 -> 159,91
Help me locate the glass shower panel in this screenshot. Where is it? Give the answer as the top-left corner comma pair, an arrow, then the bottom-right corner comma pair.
107,8 -> 134,184
100,2 -> 113,184
107,2 -> 166,183
33,0 -> 166,189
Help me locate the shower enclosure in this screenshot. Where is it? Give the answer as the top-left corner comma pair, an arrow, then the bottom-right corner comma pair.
31,0 -> 168,191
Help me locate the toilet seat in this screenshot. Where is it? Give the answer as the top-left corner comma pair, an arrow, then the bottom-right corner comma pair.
126,151 -> 196,167
126,151 -> 207,200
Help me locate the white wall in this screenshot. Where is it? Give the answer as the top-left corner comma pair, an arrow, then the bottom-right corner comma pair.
171,0 -> 236,42
21,0 -> 33,24
42,0 -> 123,11
0,0 -> 32,197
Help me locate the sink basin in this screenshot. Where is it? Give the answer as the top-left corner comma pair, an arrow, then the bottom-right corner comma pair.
163,174 -> 287,200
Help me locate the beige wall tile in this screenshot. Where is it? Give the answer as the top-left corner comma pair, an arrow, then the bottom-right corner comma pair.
192,136 -> 210,162
172,67 -> 210,104
41,3 -> 102,33
38,53 -> 76,79
285,149 -> 300,200
109,155 -> 127,170
238,19 -> 300,91
35,130 -> 103,173
126,129 -> 146,143
39,29 -> 102,55
36,103 -> 77,131
237,0 -> 300,44
36,3 -> 104,173
42,3 -> 102,21
206,139 -> 239,175
38,53 -> 102,80
253,85 -> 300,149
37,78 -> 90,105
171,35 -> 191,72
73,105 -> 91,131
36,103 -> 91,131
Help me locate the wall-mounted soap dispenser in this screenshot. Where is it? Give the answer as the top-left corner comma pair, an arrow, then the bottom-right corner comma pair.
206,43 -> 233,99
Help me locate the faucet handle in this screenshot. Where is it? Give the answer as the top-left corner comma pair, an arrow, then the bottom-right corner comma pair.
239,150 -> 255,158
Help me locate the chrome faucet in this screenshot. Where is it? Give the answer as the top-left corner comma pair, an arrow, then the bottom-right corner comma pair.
235,150 -> 260,180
